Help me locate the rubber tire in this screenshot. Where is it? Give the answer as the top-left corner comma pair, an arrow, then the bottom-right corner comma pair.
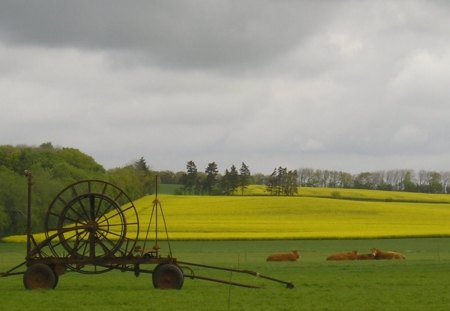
152,264 -> 184,289
23,264 -> 58,289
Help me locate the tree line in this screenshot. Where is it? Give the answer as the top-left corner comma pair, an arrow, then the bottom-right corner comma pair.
2,143 -> 450,236
177,161 -> 252,195
297,168 -> 450,194
175,161 -> 299,196
0,143 -> 156,236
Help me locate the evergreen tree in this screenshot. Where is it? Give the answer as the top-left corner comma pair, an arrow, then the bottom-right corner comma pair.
203,162 -> 219,194
134,157 -> 149,172
220,169 -> 231,195
220,165 -> 238,195
266,168 -> 278,195
133,157 -> 154,195
181,161 -> 198,194
228,165 -> 239,194
266,166 -> 298,196
239,162 -> 251,195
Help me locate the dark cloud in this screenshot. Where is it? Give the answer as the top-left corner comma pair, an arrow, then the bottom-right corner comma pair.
1,1 -> 450,173
0,1 -> 338,70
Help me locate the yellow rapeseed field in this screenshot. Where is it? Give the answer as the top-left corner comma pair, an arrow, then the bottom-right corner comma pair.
130,194 -> 450,240
4,187 -> 450,242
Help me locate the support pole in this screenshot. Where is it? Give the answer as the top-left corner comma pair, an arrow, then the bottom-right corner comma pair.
154,176 -> 159,257
24,170 -> 33,260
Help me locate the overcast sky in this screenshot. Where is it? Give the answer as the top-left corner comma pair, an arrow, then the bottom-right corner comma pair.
1,1 -> 450,174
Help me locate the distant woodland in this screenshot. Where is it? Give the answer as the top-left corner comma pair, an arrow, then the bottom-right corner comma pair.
1,143 -> 449,236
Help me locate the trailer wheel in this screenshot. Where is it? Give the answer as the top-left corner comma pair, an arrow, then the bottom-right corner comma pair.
23,264 -> 58,289
152,264 -> 184,289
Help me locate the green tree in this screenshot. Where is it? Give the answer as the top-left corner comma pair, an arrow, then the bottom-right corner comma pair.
239,162 -> 251,195
428,171 -> 442,194
220,169 -> 231,195
354,172 -> 375,189
157,170 -> 182,184
0,203 -> 10,234
266,166 -> 298,196
401,170 -> 417,192
134,157 -> 154,195
106,166 -> 142,200
203,162 -> 219,194
134,157 -> 149,172
180,161 -> 198,194
266,168 -> 279,195
221,165 -> 239,195
284,169 -> 299,196
228,165 -> 239,194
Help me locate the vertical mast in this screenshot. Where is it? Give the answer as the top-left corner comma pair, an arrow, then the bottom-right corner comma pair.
154,175 -> 158,256
25,171 -> 32,259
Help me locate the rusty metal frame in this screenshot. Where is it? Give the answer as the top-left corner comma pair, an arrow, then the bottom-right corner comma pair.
1,173 -> 294,290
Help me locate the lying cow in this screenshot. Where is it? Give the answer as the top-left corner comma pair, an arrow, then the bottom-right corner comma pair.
266,250 -> 300,261
356,253 -> 375,260
371,248 -> 405,260
326,250 -> 358,261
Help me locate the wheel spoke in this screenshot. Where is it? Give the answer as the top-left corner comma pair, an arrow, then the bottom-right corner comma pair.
94,183 -> 109,219
113,191 -> 124,204
72,231 -> 89,253
59,229 -> 86,243
57,196 -> 69,207
97,227 -> 125,239
89,194 -> 96,221
80,238 -> 90,257
45,180 -> 139,273
61,214 -> 84,225
98,222 -> 137,228
94,233 -> 116,254
66,204 -> 89,223
76,198 -> 90,222
97,205 -> 133,225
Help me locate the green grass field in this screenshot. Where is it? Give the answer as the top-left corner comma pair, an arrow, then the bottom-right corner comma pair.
2,238 -> 450,311
2,187 -> 450,310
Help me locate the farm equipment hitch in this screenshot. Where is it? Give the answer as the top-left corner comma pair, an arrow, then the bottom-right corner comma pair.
178,261 -> 294,289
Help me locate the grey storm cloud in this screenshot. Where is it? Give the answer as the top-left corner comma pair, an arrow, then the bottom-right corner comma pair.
1,0 -> 450,174
0,1 -> 338,70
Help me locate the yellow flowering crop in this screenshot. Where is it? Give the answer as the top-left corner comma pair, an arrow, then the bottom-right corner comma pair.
4,187 -> 450,242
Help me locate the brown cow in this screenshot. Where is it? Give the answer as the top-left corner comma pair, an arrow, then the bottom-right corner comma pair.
266,250 -> 300,261
326,250 -> 358,261
356,253 -> 375,260
371,248 -> 405,260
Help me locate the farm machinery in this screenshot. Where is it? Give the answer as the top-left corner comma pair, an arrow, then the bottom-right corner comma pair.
1,172 -> 294,290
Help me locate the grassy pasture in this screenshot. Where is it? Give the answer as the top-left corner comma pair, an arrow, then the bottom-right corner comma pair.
2,238 -> 450,310
2,187 -> 450,310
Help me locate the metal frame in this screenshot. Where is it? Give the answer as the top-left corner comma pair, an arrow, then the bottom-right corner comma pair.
1,172 -> 294,290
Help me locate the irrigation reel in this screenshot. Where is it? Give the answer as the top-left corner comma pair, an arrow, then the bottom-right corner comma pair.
1,172 -> 294,290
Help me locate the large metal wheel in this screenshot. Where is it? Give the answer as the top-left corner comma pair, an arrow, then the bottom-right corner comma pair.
44,180 -> 140,274
152,263 -> 184,289
23,264 -> 58,289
